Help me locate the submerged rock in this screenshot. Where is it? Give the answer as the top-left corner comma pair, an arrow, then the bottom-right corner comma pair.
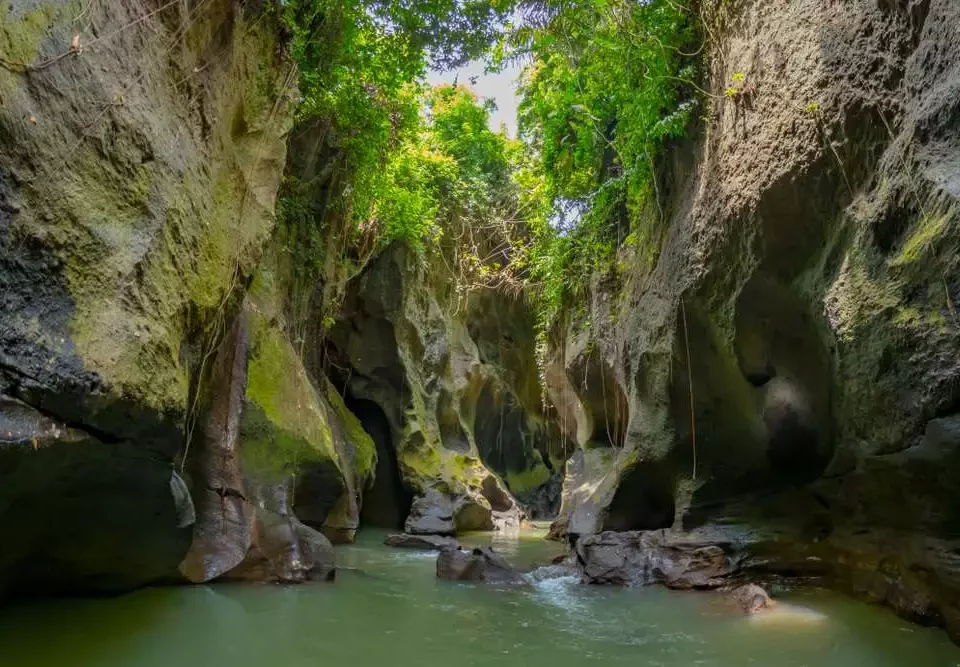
729,584 -> 776,614
436,546 -> 527,585
384,533 -> 460,550
296,523 -> 338,582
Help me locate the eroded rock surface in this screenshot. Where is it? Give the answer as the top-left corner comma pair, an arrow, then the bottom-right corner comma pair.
544,0 -> 960,637
576,530 -> 741,589
325,245 -> 560,535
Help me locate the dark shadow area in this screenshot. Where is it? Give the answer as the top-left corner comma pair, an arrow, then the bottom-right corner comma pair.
569,350 -> 628,448
602,461 -> 676,531
474,384 -> 532,474
348,398 -> 412,529
669,301 -> 764,491
473,382 -> 562,517
734,276 -> 834,484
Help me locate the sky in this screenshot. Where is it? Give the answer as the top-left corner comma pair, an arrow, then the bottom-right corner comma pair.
426,60 -> 524,137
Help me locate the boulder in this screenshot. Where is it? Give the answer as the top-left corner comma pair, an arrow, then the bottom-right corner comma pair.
222,511 -> 336,584
384,533 -> 460,550
729,584 -> 776,613
404,490 -> 456,536
576,529 -> 740,589
436,546 -> 527,585
296,522 -> 337,582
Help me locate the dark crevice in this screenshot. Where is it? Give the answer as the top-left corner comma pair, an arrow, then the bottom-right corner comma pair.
745,364 -> 776,388
349,397 -> 412,529
874,200 -> 918,254
602,461 -> 676,532
3,388 -> 124,445
569,350 -> 628,449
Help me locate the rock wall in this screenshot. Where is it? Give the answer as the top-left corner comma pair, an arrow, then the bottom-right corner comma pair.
0,0 -> 555,595
326,244 -> 565,534
550,0 -> 960,637
0,0 -> 350,594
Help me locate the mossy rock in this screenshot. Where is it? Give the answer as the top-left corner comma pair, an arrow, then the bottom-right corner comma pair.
0,0 -> 294,427
323,378 -> 377,485
240,308 -> 338,482
505,463 -> 552,494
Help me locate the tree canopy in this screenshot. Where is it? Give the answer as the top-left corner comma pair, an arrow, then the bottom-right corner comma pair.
276,0 -> 698,339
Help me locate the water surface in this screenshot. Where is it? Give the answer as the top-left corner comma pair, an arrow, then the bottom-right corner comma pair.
1,528 -> 958,667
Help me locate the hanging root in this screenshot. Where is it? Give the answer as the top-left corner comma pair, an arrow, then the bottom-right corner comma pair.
680,297 -> 697,480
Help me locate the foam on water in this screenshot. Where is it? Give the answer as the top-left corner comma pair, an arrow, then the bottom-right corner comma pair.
526,566 -> 584,613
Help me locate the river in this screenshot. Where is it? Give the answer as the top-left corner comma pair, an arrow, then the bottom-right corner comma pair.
1,527 -> 957,666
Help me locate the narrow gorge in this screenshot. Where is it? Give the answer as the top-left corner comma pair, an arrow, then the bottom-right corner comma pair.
1,0 -> 958,665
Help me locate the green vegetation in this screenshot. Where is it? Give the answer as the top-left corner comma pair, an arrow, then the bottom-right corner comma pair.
890,210 -> 952,268
276,0 -> 699,381
505,462 -> 551,493
507,0 -> 697,335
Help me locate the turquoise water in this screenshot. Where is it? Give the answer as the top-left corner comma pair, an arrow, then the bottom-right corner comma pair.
1,528 -> 958,666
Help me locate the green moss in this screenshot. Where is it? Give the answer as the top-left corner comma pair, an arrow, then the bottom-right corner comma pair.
449,454 -> 488,489
400,443 -> 443,487
892,304 -> 952,335
239,403 -> 327,481
928,310 -> 949,332
61,147 -> 187,411
245,312 -> 337,463
831,253 -> 902,343
0,0 -> 291,422
892,306 -> 924,329
0,4 -> 58,65
505,464 -> 551,493
187,171 -> 250,310
890,211 -> 951,268
324,379 -> 377,480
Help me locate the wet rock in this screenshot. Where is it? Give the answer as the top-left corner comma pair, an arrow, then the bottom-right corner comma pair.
169,471 -> 196,530
923,416 -> 960,454
576,529 -> 740,589
384,533 -> 460,550
405,490 -> 456,536
296,522 -> 337,582
0,0 -> 292,598
226,511 -> 336,584
729,584 -> 776,613
0,396 -> 86,449
436,546 -> 527,585
534,0 -> 960,645
179,315 -> 254,584
325,245 -> 556,537
492,506 -> 524,534
453,497 -> 496,532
